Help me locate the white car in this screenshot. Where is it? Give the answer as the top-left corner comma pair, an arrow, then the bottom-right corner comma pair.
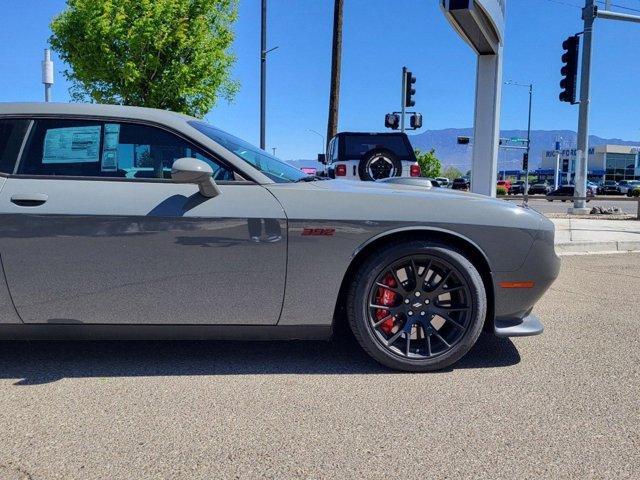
319,132 -> 421,181
618,180 -> 640,195
435,177 -> 450,187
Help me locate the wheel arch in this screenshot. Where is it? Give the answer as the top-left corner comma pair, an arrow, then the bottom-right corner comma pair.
333,227 -> 495,334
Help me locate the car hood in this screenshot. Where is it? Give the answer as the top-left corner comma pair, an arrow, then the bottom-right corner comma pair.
267,179 -> 546,231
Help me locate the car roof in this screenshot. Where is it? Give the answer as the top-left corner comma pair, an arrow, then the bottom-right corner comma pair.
0,102 -> 195,124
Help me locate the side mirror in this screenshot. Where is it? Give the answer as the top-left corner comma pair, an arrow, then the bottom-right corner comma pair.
317,153 -> 327,165
171,158 -> 221,198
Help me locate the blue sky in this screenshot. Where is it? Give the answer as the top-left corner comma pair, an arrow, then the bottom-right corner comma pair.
1,0 -> 640,160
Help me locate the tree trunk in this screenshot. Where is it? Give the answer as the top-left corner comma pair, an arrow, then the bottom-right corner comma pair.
326,0 -> 343,149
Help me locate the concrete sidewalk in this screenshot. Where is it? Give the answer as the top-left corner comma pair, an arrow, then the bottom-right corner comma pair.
552,218 -> 640,255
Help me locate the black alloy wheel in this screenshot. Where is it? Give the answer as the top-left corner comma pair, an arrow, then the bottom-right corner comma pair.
347,241 -> 486,372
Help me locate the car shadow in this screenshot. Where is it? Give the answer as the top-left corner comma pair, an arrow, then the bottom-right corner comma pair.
0,333 -> 520,385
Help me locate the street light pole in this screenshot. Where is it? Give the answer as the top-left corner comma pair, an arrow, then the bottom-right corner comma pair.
505,80 -> 533,202
308,129 -> 325,155
525,83 -> 533,203
260,0 -> 268,150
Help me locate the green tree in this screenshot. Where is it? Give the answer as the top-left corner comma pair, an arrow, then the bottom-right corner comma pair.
442,166 -> 464,180
414,149 -> 441,178
50,0 -> 239,117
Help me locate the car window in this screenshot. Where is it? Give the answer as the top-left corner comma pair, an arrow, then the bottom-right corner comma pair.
189,121 -> 307,183
342,135 -> 412,160
330,138 -> 339,163
0,119 -> 31,174
17,119 -> 235,181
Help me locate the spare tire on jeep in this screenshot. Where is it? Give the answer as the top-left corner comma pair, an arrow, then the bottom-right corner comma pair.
358,148 -> 402,181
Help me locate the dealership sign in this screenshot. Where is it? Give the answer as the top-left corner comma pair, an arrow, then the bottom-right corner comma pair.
441,0 -> 505,54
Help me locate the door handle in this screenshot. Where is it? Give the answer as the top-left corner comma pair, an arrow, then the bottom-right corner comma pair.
10,194 -> 49,207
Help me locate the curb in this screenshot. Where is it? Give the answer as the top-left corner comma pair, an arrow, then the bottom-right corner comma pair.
556,240 -> 640,256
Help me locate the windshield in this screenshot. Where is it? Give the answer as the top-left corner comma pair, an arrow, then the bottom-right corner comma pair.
189,121 -> 307,183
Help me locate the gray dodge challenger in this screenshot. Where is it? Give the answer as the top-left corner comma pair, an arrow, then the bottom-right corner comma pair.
0,103 -> 560,371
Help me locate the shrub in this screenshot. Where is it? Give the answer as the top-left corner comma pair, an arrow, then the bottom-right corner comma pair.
632,188 -> 640,198
496,186 -> 508,196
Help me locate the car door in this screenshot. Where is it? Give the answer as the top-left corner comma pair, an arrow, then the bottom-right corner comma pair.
0,117 -> 286,325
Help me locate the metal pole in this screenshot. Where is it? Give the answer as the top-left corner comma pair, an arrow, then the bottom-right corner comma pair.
260,0 -> 267,150
42,49 -> 53,102
573,0 -> 595,213
555,152 -> 561,190
524,84 -> 533,203
598,9 -> 640,23
308,129 -> 325,154
400,66 -> 407,133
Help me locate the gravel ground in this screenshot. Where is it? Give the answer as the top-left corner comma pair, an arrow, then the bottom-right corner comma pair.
0,254 -> 639,479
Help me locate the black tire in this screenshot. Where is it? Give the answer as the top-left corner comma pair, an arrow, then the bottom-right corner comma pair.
358,148 -> 402,181
346,241 -> 487,372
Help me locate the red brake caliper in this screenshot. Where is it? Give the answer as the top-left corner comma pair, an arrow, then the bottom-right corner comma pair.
375,273 -> 398,334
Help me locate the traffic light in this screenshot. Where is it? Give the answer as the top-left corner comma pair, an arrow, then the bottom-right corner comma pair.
410,113 -> 423,129
522,152 -> 529,171
404,70 -> 416,108
385,113 -> 400,130
560,35 -> 580,104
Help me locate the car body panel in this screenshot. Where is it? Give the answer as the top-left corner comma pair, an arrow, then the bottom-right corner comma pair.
0,178 -> 287,325
0,103 -> 560,341
266,180 -> 552,327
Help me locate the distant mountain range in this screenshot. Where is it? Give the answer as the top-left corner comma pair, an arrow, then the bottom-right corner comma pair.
408,129 -> 640,171
288,129 -> 640,172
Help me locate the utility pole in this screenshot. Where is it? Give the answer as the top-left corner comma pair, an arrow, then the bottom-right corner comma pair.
573,0 -> 596,214
42,49 -> 53,102
326,0 -> 343,148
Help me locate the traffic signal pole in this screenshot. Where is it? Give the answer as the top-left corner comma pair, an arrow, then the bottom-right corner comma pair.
572,0 -> 595,214
400,67 -> 407,133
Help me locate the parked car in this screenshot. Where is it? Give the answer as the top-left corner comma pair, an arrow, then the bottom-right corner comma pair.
625,180 -> 640,197
598,180 -> 620,195
586,181 -> 599,195
0,103 -> 560,372
508,180 -> 526,195
617,180 -> 640,195
547,185 -> 594,202
434,177 -> 450,187
496,180 -> 511,191
377,177 -> 439,188
528,182 -> 551,195
318,132 -> 420,181
452,177 -> 470,191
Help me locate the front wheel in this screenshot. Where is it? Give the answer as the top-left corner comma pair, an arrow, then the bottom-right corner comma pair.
346,241 -> 487,372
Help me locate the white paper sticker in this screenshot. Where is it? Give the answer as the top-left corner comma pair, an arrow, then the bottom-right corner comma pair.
101,123 -> 120,172
43,126 -> 101,164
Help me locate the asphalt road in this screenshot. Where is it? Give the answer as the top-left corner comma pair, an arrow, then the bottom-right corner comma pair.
504,195 -> 639,215
1,254 -> 639,479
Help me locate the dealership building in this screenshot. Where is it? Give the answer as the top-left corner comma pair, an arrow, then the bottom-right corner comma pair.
538,145 -> 640,184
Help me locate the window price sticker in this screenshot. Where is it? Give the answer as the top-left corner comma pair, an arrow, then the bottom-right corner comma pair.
101,123 -> 121,172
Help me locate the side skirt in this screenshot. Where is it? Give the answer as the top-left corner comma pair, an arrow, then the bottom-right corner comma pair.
0,324 -> 332,341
